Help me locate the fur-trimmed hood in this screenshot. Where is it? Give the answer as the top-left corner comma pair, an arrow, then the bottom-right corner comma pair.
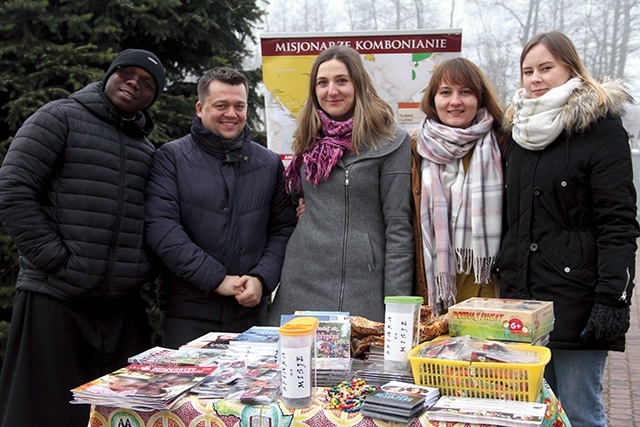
503,78 -> 634,134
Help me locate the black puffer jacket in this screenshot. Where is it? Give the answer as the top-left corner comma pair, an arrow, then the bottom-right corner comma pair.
495,80 -> 639,351
0,82 -> 155,300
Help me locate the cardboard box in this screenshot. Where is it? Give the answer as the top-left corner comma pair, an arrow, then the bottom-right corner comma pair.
448,298 -> 554,343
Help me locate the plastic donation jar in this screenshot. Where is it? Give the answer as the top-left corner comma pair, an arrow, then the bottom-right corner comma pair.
279,316 -> 319,408
383,296 -> 424,372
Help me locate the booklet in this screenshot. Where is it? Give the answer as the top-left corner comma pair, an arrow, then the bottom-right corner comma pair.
362,389 -> 426,423
426,396 -> 547,427
361,405 -> 425,424
379,380 -> 440,408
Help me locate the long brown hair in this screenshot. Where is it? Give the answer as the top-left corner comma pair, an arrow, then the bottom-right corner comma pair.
291,45 -> 395,156
421,57 -> 508,154
505,31 -> 608,123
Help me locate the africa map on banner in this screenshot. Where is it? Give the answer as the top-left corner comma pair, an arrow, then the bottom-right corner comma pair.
260,30 -> 462,162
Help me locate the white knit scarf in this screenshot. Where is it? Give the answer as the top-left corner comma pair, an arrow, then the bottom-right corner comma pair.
511,77 -> 583,150
416,108 -> 503,315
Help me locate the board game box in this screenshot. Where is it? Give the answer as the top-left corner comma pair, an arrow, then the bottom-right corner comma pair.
447,298 -> 554,343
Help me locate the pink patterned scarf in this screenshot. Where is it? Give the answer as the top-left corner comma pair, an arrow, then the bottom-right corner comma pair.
284,110 -> 354,194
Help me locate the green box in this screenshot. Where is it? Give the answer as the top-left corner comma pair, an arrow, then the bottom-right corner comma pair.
448,298 -> 554,343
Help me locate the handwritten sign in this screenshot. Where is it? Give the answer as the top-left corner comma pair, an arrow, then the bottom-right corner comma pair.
280,346 -> 312,399
384,311 -> 415,362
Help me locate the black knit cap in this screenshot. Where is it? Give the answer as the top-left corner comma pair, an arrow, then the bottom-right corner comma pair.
103,49 -> 166,107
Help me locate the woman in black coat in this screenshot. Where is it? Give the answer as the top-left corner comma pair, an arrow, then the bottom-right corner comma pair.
495,31 -> 638,427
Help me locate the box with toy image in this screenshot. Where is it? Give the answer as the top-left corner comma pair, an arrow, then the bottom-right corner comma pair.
447,298 -> 554,343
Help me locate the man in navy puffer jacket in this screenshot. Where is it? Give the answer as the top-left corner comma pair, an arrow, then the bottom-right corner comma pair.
145,67 -> 297,348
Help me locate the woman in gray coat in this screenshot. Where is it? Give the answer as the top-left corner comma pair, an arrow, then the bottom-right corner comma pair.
267,46 -> 414,324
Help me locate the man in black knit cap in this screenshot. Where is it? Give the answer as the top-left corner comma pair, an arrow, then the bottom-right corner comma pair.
0,49 -> 166,427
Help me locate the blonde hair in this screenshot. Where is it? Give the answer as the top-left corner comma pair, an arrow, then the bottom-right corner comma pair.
505,31 -> 609,123
421,57 -> 508,153
291,45 -> 395,156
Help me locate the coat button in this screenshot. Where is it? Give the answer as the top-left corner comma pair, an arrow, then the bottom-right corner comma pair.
533,186 -> 541,195
529,243 -> 538,251
560,181 -> 567,187
564,267 -> 571,273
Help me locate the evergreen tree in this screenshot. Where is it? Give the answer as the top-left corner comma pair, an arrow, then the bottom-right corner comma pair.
0,0 -> 265,366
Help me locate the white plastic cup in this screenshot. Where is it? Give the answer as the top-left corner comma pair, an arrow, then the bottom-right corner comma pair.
383,296 -> 423,372
279,317 -> 319,408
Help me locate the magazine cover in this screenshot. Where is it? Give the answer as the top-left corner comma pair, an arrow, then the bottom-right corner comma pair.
229,326 -> 280,348
380,381 -> 440,407
364,389 -> 425,410
180,332 -> 240,350
71,364 -> 215,411
128,346 -> 222,366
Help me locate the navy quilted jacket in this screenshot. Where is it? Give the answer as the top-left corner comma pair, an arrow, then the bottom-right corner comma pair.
145,118 -> 296,323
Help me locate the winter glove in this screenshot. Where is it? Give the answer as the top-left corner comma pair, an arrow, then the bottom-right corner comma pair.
580,293 -> 630,342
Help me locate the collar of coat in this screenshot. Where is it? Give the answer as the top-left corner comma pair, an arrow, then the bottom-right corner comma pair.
503,78 -> 632,135
340,125 -> 408,166
191,116 -> 253,163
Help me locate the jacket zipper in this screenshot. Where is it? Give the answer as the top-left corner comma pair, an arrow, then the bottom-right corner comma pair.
104,126 -> 127,297
339,166 -> 351,311
620,267 -> 631,303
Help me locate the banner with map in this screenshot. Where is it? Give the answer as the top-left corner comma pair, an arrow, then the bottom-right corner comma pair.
259,29 -> 462,163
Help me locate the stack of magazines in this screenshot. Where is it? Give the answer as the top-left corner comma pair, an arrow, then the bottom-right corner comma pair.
224,326 -> 280,362
70,364 -> 215,411
128,346 -> 223,366
349,358 -> 414,386
361,381 -> 439,423
191,360 -> 281,404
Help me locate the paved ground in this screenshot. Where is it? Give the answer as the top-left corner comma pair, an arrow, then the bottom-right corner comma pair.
601,246 -> 640,427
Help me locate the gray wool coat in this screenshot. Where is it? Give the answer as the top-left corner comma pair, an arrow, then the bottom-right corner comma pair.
268,127 -> 414,324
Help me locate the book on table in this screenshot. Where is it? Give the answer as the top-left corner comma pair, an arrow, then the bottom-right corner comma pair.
379,380 -> 440,408
426,396 -> 548,427
361,388 -> 427,423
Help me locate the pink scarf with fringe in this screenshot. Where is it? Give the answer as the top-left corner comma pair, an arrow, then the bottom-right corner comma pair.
284,110 -> 353,194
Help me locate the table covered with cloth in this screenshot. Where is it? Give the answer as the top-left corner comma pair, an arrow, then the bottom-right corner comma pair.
87,380 -> 570,427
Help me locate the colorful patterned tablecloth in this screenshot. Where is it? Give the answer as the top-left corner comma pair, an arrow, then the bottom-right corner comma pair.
88,381 -> 571,427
